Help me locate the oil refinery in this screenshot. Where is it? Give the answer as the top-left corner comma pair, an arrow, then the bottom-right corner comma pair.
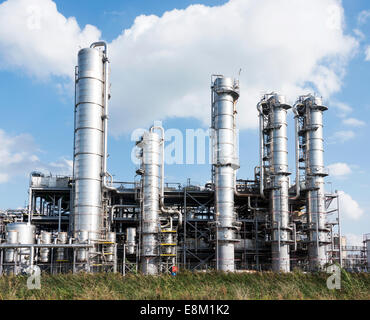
0,42 -> 368,276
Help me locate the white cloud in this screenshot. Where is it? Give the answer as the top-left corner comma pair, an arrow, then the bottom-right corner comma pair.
344,233 -> 364,247
365,46 -> 370,61
342,117 -> 366,127
353,29 -> 365,41
331,103 -> 365,128
358,10 -> 370,25
329,130 -> 355,143
0,0 -> 100,79
0,0 -> 359,135
0,129 -> 72,183
108,0 -> 358,135
337,191 -> 364,221
0,173 -> 8,183
327,162 -> 352,177
332,101 -> 353,118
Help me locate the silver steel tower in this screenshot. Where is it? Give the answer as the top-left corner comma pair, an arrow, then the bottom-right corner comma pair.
294,94 -> 329,271
258,94 -> 291,272
211,76 -> 240,272
72,42 -> 109,252
137,130 -> 161,275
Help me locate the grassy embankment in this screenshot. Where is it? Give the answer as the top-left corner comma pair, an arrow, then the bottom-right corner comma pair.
0,270 -> 369,300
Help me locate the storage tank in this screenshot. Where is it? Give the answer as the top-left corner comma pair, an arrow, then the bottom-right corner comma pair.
5,230 -> 18,263
105,232 -> 116,262
76,230 -> 89,262
56,232 -> 68,261
126,227 -> 136,255
40,231 -> 51,263
211,76 -> 240,272
6,223 -> 36,264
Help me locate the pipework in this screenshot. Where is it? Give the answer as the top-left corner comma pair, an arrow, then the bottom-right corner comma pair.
149,125 -> 182,228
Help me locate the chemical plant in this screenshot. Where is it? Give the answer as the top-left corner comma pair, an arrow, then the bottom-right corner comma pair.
0,42 -> 369,275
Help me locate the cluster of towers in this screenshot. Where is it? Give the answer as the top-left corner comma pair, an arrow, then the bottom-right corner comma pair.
0,42 -> 343,276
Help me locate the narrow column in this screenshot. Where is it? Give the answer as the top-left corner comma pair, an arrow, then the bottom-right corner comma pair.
294,95 -> 329,271
137,131 -> 161,275
211,76 -> 240,272
258,94 -> 291,272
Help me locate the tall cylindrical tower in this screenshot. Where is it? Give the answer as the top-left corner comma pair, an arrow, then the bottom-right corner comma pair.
137,131 -> 161,275
73,43 -> 108,247
258,94 -> 291,272
211,76 -> 240,272
294,94 -> 329,271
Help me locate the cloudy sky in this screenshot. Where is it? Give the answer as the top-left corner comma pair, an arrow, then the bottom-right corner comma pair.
0,0 -> 369,246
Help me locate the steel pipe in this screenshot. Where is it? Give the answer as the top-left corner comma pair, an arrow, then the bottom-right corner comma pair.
0,244 -> 93,248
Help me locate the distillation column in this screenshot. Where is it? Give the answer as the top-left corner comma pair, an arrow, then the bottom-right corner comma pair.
294,95 -> 329,271
137,131 -> 161,275
72,43 -> 108,258
211,76 -> 240,272
258,94 -> 291,272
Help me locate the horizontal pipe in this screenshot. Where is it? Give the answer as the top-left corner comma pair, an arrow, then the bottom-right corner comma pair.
90,41 -> 107,54
0,244 -> 94,249
110,205 -> 138,224
160,205 -> 183,228
234,190 -> 260,198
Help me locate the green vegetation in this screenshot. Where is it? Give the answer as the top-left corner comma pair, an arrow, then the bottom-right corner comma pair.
0,270 -> 369,300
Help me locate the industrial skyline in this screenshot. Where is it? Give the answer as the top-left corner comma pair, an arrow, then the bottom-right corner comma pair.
0,0 -> 369,249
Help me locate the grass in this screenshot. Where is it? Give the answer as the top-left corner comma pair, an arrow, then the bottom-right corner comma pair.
0,270 -> 369,300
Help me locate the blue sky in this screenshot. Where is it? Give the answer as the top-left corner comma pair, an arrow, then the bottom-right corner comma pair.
0,0 -> 369,245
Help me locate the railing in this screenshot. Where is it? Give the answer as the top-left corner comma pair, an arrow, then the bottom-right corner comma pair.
342,246 -> 364,251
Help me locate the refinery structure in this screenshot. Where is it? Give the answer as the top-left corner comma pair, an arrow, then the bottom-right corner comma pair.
0,42 -> 369,275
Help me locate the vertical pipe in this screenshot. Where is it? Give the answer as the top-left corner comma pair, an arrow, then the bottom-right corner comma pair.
291,107 -> 301,200
123,244 -> 126,276
73,249 -> 76,274
58,197 -> 62,233
257,103 -> 266,199
0,249 -> 3,275
366,237 -> 370,270
211,76 -> 239,272
337,193 -> 342,268
183,187 -> 187,269
113,243 -> 117,273
27,187 -> 32,225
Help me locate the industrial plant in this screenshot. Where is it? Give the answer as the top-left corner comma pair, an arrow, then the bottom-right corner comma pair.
0,42 -> 369,276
